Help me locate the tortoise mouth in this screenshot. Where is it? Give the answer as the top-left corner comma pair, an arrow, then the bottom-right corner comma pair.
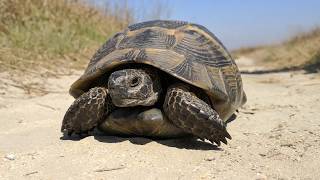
111,94 -> 160,107
112,98 -> 142,107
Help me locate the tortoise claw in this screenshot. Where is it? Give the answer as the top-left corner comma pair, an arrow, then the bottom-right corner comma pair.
221,137 -> 228,145
214,140 -> 221,146
225,131 -> 232,140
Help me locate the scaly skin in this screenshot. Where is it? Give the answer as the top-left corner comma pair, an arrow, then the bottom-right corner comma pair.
163,84 -> 231,146
61,87 -> 114,135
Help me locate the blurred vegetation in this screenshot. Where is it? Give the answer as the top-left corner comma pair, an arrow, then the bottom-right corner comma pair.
304,51 -> 320,73
233,28 -> 320,73
0,0 -> 170,95
0,0 -> 132,77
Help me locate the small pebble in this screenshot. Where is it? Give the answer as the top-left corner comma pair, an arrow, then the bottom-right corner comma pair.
259,153 -> 266,157
205,157 -> 215,161
5,154 -> 15,160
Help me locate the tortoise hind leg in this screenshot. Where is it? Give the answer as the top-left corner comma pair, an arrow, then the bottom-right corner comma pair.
163,84 -> 231,146
61,87 -> 113,135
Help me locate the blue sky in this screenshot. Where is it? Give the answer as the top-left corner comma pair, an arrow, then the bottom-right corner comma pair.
91,0 -> 320,50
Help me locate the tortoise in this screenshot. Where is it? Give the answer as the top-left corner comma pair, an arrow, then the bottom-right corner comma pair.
61,20 -> 246,146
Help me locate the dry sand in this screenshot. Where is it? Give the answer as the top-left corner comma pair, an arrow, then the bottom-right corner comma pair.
1,63 -> 320,179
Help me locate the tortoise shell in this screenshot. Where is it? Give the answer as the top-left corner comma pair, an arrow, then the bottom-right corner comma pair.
69,20 -> 247,121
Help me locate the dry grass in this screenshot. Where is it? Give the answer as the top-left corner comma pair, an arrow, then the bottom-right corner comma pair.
0,0 -> 131,72
233,28 -> 320,72
0,0 -> 132,95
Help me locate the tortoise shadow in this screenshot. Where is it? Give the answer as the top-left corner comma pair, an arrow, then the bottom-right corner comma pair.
60,131 -> 221,151
93,135 -> 221,151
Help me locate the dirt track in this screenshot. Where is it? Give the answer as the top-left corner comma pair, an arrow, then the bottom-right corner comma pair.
1,68 -> 320,179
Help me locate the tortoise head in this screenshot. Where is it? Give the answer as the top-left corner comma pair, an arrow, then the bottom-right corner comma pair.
108,68 -> 161,107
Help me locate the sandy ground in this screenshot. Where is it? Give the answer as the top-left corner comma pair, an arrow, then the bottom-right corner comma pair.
1,64 -> 320,179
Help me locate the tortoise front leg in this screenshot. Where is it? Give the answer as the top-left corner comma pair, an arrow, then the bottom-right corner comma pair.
61,87 -> 114,136
163,84 -> 231,146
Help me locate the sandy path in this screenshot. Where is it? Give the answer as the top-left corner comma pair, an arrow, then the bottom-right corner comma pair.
0,70 -> 320,179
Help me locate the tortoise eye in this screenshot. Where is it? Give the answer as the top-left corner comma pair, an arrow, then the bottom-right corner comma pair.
130,77 -> 140,87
